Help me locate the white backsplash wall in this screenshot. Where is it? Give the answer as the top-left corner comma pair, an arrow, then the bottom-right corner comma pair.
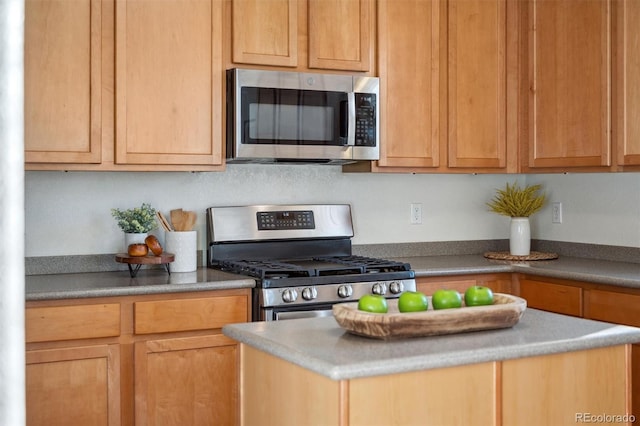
25,167 -> 639,257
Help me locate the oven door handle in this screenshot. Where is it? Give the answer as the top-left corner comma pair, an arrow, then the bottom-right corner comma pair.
274,309 -> 334,321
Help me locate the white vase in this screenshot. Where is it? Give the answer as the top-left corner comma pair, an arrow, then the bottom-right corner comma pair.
509,217 -> 531,256
124,232 -> 148,250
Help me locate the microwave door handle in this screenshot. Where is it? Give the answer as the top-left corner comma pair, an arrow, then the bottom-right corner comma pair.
346,92 -> 356,146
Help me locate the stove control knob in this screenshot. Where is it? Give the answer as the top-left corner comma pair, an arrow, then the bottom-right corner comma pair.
337,285 -> 353,298
302,287 -> 318,301
388,281 -> 404,294
282,288 -> 298,303
372,282 -> 387,295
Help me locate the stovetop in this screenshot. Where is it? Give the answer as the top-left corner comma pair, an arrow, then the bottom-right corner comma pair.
218,256 -> 411,280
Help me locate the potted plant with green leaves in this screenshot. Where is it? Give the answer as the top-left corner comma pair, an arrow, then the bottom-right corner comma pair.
487,182 -> 546,256
111,203 -> 158,249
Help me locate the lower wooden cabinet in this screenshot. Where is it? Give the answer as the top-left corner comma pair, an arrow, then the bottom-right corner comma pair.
416,273 -> 513,296
26,345 -> 120,426
135,334 -> 239,425
517,278 -> 583,317
26,289 -> 251,426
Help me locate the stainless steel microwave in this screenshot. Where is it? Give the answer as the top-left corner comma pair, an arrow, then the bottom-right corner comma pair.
226,68 -> 379,165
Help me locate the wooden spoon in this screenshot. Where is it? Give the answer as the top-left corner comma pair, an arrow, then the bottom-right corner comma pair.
170,209 -> 184,231
182,211 -> 197,231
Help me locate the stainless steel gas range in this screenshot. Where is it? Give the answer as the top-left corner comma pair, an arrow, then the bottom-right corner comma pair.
206,204 -> 416,321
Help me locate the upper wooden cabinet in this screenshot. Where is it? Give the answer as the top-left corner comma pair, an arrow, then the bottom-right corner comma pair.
522,0 -> 612,171
447,0 -> 517,171
376,0 -> 440,169
115,0 -> 223,166
24,0 -> 102,164
613,0 -> 640,168
25,0 -> 225,171
231,0 -> 373,72
371,0 -> 517,173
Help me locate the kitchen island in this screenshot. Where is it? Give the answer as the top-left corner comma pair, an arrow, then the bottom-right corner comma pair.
223,309 -> 640,426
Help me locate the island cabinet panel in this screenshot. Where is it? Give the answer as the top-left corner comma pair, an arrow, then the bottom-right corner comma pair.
517,278 -> 583,317
24,0 -> 102,164
416,273 -> 513,296
375,0 -> 441,169
115,0 -> 223,166
502,345 -> 630,426
134,334 -> 239,426
523,0 -> 611,171
614,0 -> 640,167
241,345 -> 341,426
26,344 -> 120,426
348,362 -> 497,426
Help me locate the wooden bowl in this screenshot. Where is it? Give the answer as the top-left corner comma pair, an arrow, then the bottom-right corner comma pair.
332,293 -> 527,340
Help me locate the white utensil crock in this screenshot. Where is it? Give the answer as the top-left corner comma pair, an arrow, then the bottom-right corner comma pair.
165,231 -> 197,272
509,217 -> 531,256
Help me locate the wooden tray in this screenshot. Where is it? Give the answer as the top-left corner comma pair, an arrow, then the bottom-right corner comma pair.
332,293 -> 527,340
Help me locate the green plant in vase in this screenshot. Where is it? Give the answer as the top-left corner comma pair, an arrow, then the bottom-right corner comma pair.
112,203 -> 158,250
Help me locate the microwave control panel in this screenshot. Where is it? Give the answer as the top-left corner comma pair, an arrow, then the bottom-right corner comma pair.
354,93 -> 377,147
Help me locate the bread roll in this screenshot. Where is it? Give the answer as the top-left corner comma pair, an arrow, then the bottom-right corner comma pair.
128,243 -> 148,257
145,235 -> 163,256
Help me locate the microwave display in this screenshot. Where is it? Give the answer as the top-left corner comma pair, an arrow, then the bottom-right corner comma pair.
242,88 -> 347,146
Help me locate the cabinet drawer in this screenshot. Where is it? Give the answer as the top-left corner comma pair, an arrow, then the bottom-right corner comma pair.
26,304 -> 121,343
518,280 -> 583,317
134,295 -> 248,334
584,289 -> 640,327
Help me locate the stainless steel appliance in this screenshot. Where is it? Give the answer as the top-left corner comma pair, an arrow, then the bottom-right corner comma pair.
226,69 -> 379,165
207,204 -> 415,321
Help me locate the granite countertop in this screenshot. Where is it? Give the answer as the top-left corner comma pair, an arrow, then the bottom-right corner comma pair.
25,267 -> 255,301
25,253 -> 640,301
396,254 -> 640,288
222,308 -> 640,381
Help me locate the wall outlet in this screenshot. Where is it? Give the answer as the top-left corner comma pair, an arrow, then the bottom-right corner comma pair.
410,203 -> 422,224
552,202 -> 563,224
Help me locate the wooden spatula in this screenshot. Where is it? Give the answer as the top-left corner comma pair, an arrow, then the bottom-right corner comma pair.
170,209 -> 184,231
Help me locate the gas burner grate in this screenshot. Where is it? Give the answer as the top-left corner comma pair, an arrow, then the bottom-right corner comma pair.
220,260 -> 314,279
314,255 -> 411,273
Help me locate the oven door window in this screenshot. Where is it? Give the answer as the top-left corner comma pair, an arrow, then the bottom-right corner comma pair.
241,87 -> 348,146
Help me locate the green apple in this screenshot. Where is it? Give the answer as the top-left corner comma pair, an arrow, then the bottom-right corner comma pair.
358,294 -> 388,313
464,286 -> 494,307
431,289 -> 462,310
398,291 -> 428,313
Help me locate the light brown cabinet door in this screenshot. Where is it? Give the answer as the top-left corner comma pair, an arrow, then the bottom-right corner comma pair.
614,0 -> 640,166
308,0 -> 372,71
503,346 -> 629,426
377,0 -> 441,168
447,0 -> 509,169
24,0 -> 102,164
518,278 -> 583,317
135,334 -> 239,426
525,0 -> 611,169
232,0 -> 298,67
26,345 -> 120,426
115,0 -> 223,166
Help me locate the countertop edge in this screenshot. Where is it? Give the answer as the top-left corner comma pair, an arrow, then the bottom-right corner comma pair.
223,313 -> 640,381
